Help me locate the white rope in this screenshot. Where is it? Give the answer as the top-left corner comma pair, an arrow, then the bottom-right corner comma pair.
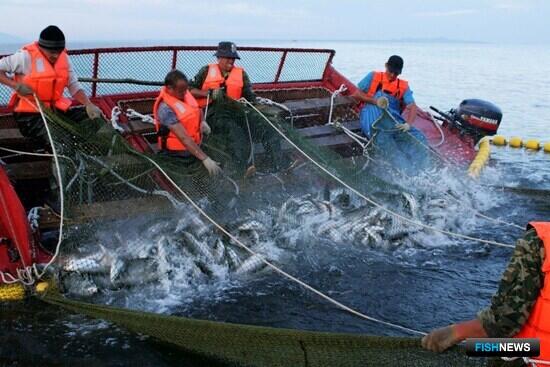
0,96 -> 66,285
256,96 -> 294,127
426,112 -> 445,148
327,84 -> 347,126
110,106 -> 124,133
131,149 -> 426,336
27,207 -> 41,232
126,108 -> 154,124
239,99 -> 515,249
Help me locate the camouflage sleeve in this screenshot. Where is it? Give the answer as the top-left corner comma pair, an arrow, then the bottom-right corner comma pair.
241,70 -> 256,102
189,66 -> 208,90
477,229 -> 544,337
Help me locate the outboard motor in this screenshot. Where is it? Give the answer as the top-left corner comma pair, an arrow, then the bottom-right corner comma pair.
430,99 -> 503,143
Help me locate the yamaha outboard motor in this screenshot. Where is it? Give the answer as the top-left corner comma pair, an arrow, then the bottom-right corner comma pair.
430,99 -> 503,143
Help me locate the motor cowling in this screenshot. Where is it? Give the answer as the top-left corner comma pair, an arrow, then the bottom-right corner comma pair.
452,99 -> 502,136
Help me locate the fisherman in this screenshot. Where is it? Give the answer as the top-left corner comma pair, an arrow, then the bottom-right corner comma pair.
189,41 -> 285,177
351,55 -> 418,137
351,55 -> 431,174
153,69 -> 222,176
422,222 -> 550,366
0,25 -> 102,149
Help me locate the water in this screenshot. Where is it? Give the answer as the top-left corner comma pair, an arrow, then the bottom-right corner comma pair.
2,40 -> 550,365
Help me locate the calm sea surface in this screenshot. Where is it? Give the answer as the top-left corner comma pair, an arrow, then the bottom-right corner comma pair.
1,40 -> 549,366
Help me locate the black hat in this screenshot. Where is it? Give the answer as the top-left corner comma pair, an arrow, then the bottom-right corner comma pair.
38,25 -> 65,51
386,55 -> 404,74
214,42 -> 240,59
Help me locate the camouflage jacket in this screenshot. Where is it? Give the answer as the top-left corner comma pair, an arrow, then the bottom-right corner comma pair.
478,229 -> 544,337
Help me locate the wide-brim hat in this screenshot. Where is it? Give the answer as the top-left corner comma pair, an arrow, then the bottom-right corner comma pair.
214,41 -> 240,59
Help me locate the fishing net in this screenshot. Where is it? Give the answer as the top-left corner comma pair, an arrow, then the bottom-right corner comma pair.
21,92 -> 501,366
0,47 -> 517,366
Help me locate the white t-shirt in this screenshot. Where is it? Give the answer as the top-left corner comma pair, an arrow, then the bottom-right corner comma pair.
0,49 -> 83,97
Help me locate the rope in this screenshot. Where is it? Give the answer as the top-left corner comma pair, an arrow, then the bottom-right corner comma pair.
126,108 -> 154,124
256,96 -> 294,127
243,111 -> 255,166
110,106 -> 124,133
524,358 -> 550,366
0,95 -> 68,285
239,99 -> 515,249
426,112 -> 445,148
130,148 -> 426,336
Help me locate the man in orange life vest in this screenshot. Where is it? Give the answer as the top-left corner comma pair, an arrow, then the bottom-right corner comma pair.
351,55 -> 418,137
0,25 -> 102,150
422,222 -> 550,366
189,42 -> 284,175
153,70 -> 222,176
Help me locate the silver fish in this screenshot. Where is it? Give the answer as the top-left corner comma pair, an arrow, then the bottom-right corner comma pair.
182,231 -> 214,262
212,238 -> 225,263
63,245 -> 110,273
235,253 -> 266,275
225,247 -> 242,270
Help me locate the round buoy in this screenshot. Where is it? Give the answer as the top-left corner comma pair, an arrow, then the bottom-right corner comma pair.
524,139 -> 541,150
492,135 -> 506,146
544,142 -> 550,153
35,282 -> 49,294
509,137 -> 522,148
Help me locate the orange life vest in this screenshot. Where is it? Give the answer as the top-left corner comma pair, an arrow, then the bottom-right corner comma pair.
11,42 -> 72,113
515,221 -> 550,364
366,71 -> 409,102
153,87 -> 201,152
197,63 -> 244,107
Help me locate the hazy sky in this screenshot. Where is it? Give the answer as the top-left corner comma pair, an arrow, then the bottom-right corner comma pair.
1,0 -> 548,44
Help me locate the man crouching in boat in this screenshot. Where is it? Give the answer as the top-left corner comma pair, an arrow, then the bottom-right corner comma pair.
189,42 -> 285,177
0,25 -> 102,149
154,70 -> 222,177
422,222 -> 550,366
351,55 -> 431,174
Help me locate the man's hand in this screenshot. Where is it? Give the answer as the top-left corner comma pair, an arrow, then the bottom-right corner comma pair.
376,96 -> 389,109
202,157 -> 222,176
15,83 -> 33,96
85,103 -> 103,120
201,120 -> 211,135
396,122 -> 411,132
421,325 -> 459,353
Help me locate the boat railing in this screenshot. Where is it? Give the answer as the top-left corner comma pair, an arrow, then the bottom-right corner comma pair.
0,46 -> 335,108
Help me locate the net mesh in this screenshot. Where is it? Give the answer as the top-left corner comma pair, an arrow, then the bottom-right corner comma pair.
0,47 -> 511,366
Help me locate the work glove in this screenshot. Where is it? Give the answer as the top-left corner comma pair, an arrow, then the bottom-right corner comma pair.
202,157 -> 222,176
14,83 -> 34,96
396,122 -> 411,132
376,96 -> 389,109
421,325 -> 458,353
201,120 -> 211,135
211,88 -> 225,102
85,103 -> 103,120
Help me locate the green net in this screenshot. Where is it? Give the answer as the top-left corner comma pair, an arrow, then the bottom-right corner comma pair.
30,89 -> 499,366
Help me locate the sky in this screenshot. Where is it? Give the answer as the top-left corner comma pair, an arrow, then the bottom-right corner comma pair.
0,0 -> 548,44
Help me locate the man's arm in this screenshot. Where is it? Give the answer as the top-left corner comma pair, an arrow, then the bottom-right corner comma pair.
422,229 -> 544,352
0,51 -> 29,89
168,123 -> 207,161
350,71 -> 377,105
241,71 -> 256,102
403,88 -> 417,124
189,66 -> 210,98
